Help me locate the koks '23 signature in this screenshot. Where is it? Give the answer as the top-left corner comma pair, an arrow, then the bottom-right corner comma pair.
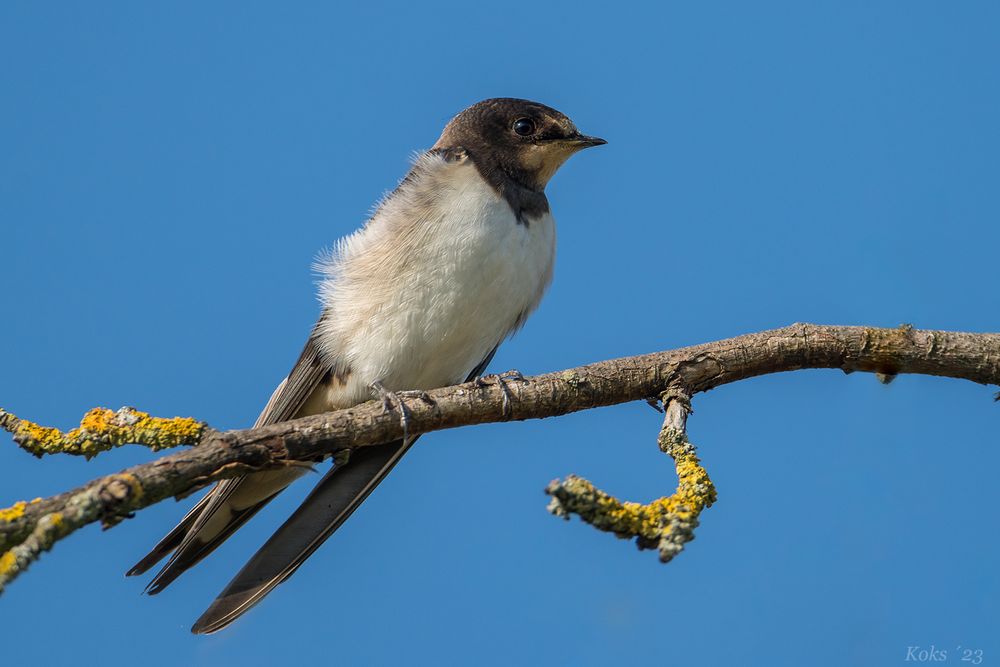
905,645 -> 983,664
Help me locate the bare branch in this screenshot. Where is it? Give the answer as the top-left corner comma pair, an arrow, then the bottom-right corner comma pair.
2,323 -> 998,590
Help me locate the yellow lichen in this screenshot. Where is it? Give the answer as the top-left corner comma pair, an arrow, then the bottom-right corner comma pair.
0,501 -> 27,523
1,406 -> 204,458
16,421 -> 66,452
546,421 -> 717,563
0,550 -> 15,576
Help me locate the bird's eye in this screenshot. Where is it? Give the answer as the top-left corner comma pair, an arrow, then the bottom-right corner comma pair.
512,118 -> 536,136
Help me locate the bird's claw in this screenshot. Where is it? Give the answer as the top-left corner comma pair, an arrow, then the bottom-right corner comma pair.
371,381 -> 430,442
473,369 -> 526,418
499,369 -> 525,383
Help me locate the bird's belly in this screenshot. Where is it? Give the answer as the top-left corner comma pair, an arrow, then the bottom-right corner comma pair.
343,204 -> 554,398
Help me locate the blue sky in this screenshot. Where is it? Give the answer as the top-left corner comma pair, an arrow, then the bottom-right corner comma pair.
2,2 -> 998,665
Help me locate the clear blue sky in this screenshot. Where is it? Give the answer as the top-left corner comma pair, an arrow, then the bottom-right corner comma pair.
2,2 -> 998,665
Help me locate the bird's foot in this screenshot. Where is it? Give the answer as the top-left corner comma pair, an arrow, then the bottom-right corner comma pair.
370,381 -> 434,442
472,369 -> 526,418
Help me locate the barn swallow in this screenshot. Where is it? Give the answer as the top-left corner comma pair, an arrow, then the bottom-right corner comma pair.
127,98 -> 605,633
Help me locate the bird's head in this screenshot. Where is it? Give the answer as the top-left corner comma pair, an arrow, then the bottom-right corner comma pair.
433,98 -> 605,191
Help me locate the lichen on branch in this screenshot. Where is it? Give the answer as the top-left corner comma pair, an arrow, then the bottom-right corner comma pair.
0,498 -> 40,523
545,395 -> 717,563
0,512 -> 69,588
0,474 -> 145,591
0,406 -> 203,459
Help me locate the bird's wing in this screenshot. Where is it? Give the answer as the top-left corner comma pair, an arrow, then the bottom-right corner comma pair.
127,334 -> 333,591
189,344 -> 500,634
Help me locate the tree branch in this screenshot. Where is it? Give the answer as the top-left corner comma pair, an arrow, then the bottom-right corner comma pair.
0,406 -> 204,458
2,323 -> 998,590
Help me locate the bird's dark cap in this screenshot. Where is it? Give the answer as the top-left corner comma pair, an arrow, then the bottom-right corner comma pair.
434,97 -> 604,193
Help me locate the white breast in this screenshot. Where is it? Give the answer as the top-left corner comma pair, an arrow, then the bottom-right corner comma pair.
314,152 -> 556,407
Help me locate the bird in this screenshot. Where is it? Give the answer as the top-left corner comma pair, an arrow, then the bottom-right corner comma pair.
126,97 -> 605,633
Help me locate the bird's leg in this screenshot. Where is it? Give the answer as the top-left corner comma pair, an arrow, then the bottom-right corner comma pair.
370,380 -> 412,441
472,369 -> 526,417
371,380 -> 397,413
370,381 -> 435,443
497,369 -> 527,417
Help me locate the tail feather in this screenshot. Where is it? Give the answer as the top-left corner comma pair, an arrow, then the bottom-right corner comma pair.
144,499 -> 273,595
191,439 -> 413,634
126,492 -> 212,577
141,466 -> 307,594
127,335 -> 331,591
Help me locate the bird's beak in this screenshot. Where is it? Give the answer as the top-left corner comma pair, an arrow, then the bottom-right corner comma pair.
542,133 -> 607,149
566,133 -> 607,148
